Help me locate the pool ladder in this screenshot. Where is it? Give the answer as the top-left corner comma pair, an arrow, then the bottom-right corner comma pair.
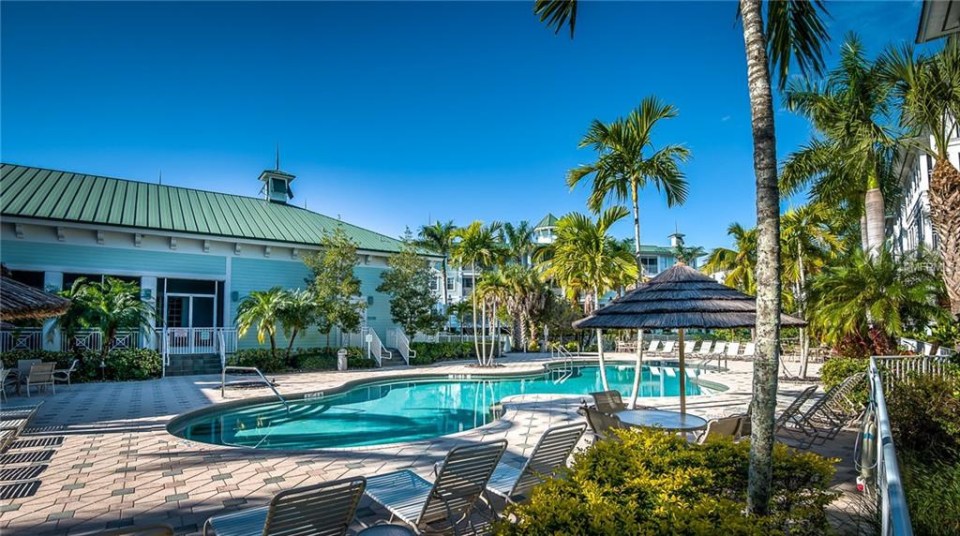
550,344 -> 575,384
222,366 -> 290,411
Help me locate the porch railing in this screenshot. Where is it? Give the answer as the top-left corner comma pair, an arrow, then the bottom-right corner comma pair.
386,327 -> 415,365
0,328 -> 43,352
156,327 -> 237,355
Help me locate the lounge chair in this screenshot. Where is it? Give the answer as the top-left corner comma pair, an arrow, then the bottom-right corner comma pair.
364,440 -> 507,535
202,476 -> 367,536
24,363 -> 55,397
725,342 -> 741,358
486,423 -> 586,504
646,340 -> 661,353
694,341 -> 713,356
54,359 -> 79,385
660,341 -> 676,355
0,403 -> 43,453
615,340 -> 637,353
780,374 -> 867,448
741,342 -> 756,358
0,366 -> 17,401
698,416 -> 742,443
682,341 -> 696,354
589,390 -> 627,413
711,342 -> 727,357
581,405 -> 625,440
773,385 -> 819,432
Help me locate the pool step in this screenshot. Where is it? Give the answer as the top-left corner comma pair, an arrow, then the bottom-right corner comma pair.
165,354 -> 222,376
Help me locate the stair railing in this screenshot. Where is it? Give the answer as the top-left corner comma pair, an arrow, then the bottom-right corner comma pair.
362,327 -> 391,366
387,328 -> 415,365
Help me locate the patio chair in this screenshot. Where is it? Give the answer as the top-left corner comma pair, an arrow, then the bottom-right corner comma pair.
694,341 -> 713,356
682,341 -> 697,354
725,342 -> 741,359
24,363 -> 55,398
660,340 -> 676,355
363,440 -> 507,536
710,342 -> 727,357
202,476 -> 367,536
780,374 -> 867,448
589,390 -> 626,413
741,342 -> 756,358
581,405 -> 625,440
486,423 -> 587,504
773,385 -> 819,432
54,359 -> 79,385
697,416 -> 742,443
646,340 -> 661,353
0,366 -> 18,401
0,403 -> 43,453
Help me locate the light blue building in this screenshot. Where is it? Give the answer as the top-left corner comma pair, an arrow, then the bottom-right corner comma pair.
0,163 -> 419,365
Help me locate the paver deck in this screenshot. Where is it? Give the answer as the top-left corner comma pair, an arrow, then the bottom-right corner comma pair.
0,353 -> 860,535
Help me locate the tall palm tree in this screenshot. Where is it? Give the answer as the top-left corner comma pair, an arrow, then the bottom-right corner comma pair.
883,40 -> 960,318
541,207 -> 638,389
781,204 -> 842,378
451,221 -> 505,366
567,97 -> 690,279
702,223 -> 759,294
532,0 -> 829,512
781,34 -> 899,257
476,269 -> 510,366
417,220 -> 458,313
501,221 -> 535,266
502,264 -> 551,351
56,278 -> 96,360
236,287 -> 290,360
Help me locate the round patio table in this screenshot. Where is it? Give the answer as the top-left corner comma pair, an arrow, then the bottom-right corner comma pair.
616,409 -> 708,432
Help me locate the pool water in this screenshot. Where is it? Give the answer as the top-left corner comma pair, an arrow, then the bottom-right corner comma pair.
172,365 -> 709,449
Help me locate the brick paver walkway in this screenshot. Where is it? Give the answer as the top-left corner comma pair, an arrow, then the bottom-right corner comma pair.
0,354 -> 858,535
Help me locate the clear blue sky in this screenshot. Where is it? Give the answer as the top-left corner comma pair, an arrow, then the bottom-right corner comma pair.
1,1 -> 925,251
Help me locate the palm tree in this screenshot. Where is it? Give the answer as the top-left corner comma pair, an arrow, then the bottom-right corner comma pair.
883,40 -> 960,318
502,264 -> 551,351
236,287 -> 290,360
541,207 -> 638,389
82,278 -> 154,362
476,269 -> 510,366
810,246 -> 944,354
501,221 -> 535,266
417,220 -> 457,315
702,223 -> 759,294
55,278 -> 96,359
451,221 -> 505,366
278,289 -> 317,365
532,0 -> 829,512
781,34 -> 899,257
781,204 -> 842,378
567,97 -> 690,279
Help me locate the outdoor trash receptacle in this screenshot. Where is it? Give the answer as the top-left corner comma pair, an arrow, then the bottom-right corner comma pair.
337,349 -> 348,371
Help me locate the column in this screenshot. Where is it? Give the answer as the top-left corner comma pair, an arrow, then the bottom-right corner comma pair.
43,272 -> 64,351
140,276 -> 158,349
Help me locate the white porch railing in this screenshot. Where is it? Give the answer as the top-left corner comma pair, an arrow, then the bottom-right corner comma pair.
343,327 -> 391,366
0,328 -> 43,352
61,330 -> 143,353
156,327 -> 238,377
899,337 -> 954,357
386,328 -> 415,365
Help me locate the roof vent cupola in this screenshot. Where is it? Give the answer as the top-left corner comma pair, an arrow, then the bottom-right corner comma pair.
258,168 -> 295,204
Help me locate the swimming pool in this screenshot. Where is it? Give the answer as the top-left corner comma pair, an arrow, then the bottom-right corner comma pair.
170,364 -> 718,449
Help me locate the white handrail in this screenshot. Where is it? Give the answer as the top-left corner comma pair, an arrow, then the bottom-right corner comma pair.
867,356 -> 914,536
387,328 -> 415,365
362,327 -> 391,366
218,330 -> 227,371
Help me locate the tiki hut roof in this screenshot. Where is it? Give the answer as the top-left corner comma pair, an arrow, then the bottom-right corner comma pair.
0,277 -> 71,321
573,264 -> 806,330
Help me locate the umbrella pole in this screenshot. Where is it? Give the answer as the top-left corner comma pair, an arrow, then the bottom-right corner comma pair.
630,329 -> 644,409
678,328 -> 686,414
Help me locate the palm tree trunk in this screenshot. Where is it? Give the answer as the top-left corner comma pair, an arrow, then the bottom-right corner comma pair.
930,159 -> 960,317
631,180 -> 643,282
864,187 -> 885,258
740,0 -> 781,516
286,328 -> 299,364
441,259 -> 449,330
860,213 -> 870,253
471,264 -> 483,365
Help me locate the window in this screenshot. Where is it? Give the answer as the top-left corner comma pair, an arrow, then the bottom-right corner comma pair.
447,278 -> 456,291
429,279 -> 438,291
640,256 -> 658,275
9,270 -> 44,289
462,278 -> 473,289
271,177 -> 286,193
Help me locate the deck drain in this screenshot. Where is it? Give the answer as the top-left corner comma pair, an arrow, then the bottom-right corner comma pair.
0,480 -> 40,500
0,465 -> 47,481
0,450 -> 54,465
11,437 -> 63,449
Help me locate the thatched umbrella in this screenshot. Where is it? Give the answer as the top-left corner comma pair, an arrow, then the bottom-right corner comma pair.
574,264 -> 805,413
0,277 -> 71,322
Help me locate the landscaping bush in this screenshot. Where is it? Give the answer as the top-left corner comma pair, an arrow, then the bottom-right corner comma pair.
820,356 -> 870,407
230,347 -> 375,373
1,348 -> 161,381
496,428 -> 838,536
409,341 -> 477,365
229,348 -> 288,373
900,451 -> 960,536
887,372 -> 960,460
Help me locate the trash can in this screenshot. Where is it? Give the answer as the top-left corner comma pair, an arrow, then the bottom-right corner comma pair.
337,348 -> 348,371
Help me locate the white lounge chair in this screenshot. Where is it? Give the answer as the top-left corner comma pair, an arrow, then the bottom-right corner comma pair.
203,476 -> 366,536
694,341 -> 713,356
364,440 -> 507,535
682,341 -> 696,354
711,342 -> 727,357
725,342 -> 741,358
646,340 -> 661,353
660,341 -> 676,355
741,342 -> 756,358
487,423 -> 586,504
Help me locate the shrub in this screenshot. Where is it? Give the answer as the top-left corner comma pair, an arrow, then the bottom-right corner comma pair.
231,347 -> 375,373
2,348 -> 161,382
901,452 -> 960,536
496,429 -> 838,536
229,348 -> 288,373
821,357 -> 870,406
887,372 -> 960,459
563,341 -> 579,353
409,341 -> 477,365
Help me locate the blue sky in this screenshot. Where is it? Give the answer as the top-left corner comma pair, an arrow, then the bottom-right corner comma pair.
1,1 -> 926,251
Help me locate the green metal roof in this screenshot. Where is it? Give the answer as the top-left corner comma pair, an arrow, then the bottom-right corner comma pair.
534,213 -> 558,229
0,163 -> 405,253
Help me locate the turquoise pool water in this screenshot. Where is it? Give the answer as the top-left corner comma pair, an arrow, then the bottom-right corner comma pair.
172,364 -> 708,449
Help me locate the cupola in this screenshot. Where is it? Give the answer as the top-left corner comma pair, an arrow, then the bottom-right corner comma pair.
259,168 -> 295,204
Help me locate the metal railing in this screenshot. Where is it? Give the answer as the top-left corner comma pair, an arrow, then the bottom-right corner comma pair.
60,329 -> 142,353
866,356 -> 914,536
0,328 -> 43,352
549,343 -> 575,384
386,328 -> 415,365
343,327 -> 391,366
874,354 -> 953,389
156,327 -> 237,355
221,366 -> 288,411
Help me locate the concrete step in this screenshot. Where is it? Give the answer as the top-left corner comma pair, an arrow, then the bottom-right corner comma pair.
166,354 -> 221,376
381,348 -> 408,367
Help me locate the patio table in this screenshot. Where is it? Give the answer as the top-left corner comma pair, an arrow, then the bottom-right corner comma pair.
615,409 -> 708,432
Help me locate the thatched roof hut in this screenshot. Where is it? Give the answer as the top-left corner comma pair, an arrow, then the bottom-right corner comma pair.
573,264 -> 805,330
0,277 -> 71,321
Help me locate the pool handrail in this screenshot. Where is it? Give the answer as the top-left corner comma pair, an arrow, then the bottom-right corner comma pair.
868,356 -> 913,536
221,366 -> 289,411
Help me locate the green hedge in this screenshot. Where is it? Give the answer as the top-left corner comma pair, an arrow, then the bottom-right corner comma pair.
1,348 -> 161,382
228,347 -> 375,373
409,341 -> 478,365
497,428 -> 837,535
